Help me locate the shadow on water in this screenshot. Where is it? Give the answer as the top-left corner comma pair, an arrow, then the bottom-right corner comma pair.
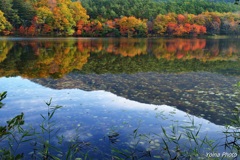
31,71 -> 240,125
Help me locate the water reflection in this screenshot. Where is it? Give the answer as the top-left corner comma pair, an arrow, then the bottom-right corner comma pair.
0,38 -> 240,125
0,37 -> 240,158
0,38 -> 239,78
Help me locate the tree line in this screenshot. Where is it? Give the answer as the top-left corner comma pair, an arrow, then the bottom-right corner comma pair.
0,0 -> 239,37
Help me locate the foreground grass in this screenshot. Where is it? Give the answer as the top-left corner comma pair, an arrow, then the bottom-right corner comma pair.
0,91 -> 239,160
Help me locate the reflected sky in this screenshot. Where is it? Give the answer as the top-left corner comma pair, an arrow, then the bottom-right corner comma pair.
0,77 -> 225,142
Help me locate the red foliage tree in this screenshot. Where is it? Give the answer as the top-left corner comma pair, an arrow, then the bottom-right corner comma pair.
19,26 -> 26,35
43,24 -> 52,34
27,25 -> 36,36
184,23 -> 192,33
199,26 -> 207,34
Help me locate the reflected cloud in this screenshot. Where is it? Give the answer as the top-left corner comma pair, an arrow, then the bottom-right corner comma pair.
0,76 -> 230,158
0,77 -> 224,131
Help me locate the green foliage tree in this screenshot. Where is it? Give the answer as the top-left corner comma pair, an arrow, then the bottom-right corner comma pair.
0,0 -> 21,28
11,0 -> 36,27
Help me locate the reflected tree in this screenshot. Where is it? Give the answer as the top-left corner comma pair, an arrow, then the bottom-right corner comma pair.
0,38 -> 240,78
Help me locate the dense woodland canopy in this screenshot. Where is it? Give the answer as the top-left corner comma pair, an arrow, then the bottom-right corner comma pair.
81,0 -> 240,19
0,0 -> 239,37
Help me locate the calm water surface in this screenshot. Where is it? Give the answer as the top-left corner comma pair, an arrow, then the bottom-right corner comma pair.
0,37 -> 240,159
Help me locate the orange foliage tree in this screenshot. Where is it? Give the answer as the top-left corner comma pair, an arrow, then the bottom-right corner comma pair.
177,14 -> 186,24
156,13 -> 207,36
75,20 -> 85,36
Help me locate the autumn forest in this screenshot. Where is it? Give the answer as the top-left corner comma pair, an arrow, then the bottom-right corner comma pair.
0,0 -> 240,37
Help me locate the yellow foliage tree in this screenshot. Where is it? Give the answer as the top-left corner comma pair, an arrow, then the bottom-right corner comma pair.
118,16 -> 147,37
0,10 -> 12,33
36,6 -> 54,25
34,0 -> 89,35
52,3 -> 75,35
69,1 -> 89,23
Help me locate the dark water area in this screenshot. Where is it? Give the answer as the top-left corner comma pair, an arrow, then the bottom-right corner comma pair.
32,71 -> 240,125
0,37 -> 240,159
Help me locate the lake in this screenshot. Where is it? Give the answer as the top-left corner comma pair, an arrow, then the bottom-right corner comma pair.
0,37 -> 240,159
